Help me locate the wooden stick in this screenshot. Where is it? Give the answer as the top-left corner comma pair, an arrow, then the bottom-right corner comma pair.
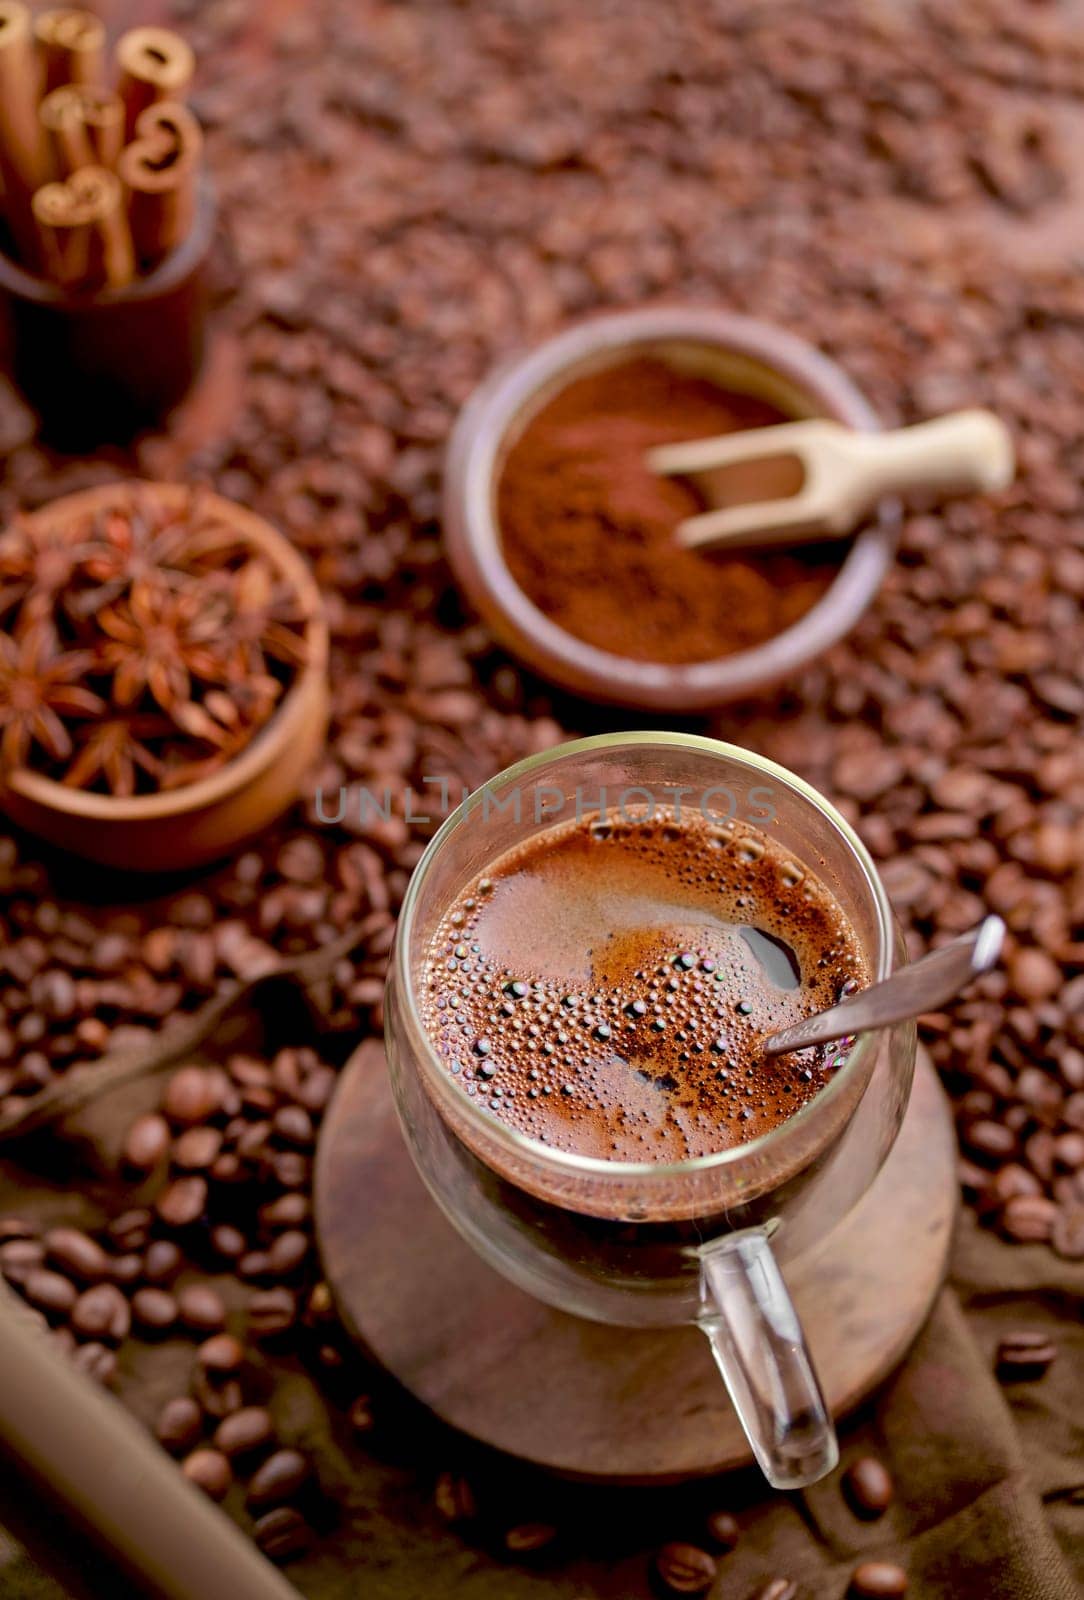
0,0 -> 48,263
32,165 -> 135,291
34,7 -> 105,93
116,26 -> 195,139
117,98 -> 201,267
40,84 -> 125,176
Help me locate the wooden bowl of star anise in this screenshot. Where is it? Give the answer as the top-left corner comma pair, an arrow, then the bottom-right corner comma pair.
0,481 -> 329,870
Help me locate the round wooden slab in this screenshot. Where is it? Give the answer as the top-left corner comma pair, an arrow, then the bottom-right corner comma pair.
316,1047 -> 956,1483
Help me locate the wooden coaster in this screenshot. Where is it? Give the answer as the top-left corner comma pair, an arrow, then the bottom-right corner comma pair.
316,1046 -> 956,1483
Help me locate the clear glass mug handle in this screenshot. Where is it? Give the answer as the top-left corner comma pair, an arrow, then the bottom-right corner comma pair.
698,1226 -> 837,1490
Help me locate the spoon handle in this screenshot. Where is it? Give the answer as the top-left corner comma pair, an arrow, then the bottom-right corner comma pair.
764,915 -> 1005,1057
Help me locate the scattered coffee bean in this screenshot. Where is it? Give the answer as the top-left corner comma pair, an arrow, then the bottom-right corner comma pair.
249,1288 -> 298,1341
182,1448 -> 233,1502
178,1284 -> 228,1335
199,1333 -> 245,1376
273,1106 -> 314,1148
156,1397 -> 204,1457
0,1238 -> 45,1284
654,1541 -> 717,1595
843,1457 -> 894,1519
109,1253 -> 144,1289
144,1240 -> 183,1284
267,1230 -> 310,1278
996,1330 -> 1057,1380
131,1288 -> 179,1335
1052,1205 -> 1084,1259
164,1067 -> 224,1127
156,1178 -> 208,1230
1000,1193 -> 1058,1243
24,1269 -> 77,1319
850,1561 -> 908,1597
253,1506 -> 313,1564
44,1228 -> 108,1284
173,1127 -> 223,1172
247,1448 -> 313,1512
107,1211 -> 152,1252
210,1225 -> 247,1260
214,1407 -> 276,1461
71,1342 -> 118,1387
72,1283 -> 131,1344
124,1114 -> 171,1173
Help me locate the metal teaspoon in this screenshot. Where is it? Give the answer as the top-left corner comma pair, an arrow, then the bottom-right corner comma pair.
763,914 -> 1006,1057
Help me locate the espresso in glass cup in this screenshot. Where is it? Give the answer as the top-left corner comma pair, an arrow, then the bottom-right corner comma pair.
385,734 -> 916,1489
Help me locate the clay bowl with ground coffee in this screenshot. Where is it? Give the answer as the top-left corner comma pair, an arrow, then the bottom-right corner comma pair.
444,308 -> 899,711
0,481 -> 329,872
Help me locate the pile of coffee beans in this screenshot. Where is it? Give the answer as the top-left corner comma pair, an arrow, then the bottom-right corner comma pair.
0,1046 -> 374,1561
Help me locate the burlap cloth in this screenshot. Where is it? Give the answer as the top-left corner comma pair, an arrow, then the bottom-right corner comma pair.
0,975 -> 1080,1599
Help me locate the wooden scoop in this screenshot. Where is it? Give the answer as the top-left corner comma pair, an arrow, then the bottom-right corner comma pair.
649,408 -> 1014,551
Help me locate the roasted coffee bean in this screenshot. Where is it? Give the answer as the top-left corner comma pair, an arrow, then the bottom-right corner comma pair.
72,1342 -> 117,1387
654,1541 -> 717,1594
44,1228 -> 109,1284
124,1114 -> 171,1173
178,1284 -> 228,1335
211,1225 -> 247,1260
962,1120 -> 1017,1165
109,1253 -> 144,1289
0,1218 -> 38,1242
247,1449 -> 313,1512
163,1067 -> 225,1127
704,1509 -> 740,1550
132,1288 -> 179,1335
754,1582 -> 797,1600
173,1127 -> 224,1172
1,1238 -> 45,1284
192,1368 -> 244,1419
248,1288 -> 298,1340
156,1178 -> 208,1230
253,1507 -> 314,1564
72,1283 -> 131,1344
182,1448 -> 233,1502
239,1250 -> 273,1282
24,1269 -> 78,1319
272,1152 -> 310,1190
107,1210 -> 152,1252
267,1230 -> 310,1278
214,1407 -> 275,1460
504,1523 -> 558,1556
303,1282 -> 335,1327
1000,1193 -> 1058,1243
843,1457 -> 894,1519
996,1330 -> 1057,1380
144,1240 -> 183,1284
156,1397 -> 204,1456
272,1106 -> 314,1148
850,1561 -> 908,1597
199,1333 -> 245,1376
259,1194 -> 310,1232
434,1470 -> 477,1523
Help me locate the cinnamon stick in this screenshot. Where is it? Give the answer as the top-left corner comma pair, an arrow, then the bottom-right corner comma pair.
34,6 -> 105,94
117,99 -> 201,267
116,26 -> 195,139
0,0 -> 47,263
40,84 -> 125,176
32,164 -> 135,291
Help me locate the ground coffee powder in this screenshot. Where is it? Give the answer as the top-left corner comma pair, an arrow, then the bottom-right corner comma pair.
497,357 -> 845,665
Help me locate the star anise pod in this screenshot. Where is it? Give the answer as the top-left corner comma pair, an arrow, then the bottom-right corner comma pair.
70,502 -> 197,616
0,622 -> 105,774
63,715 -> 167,797
97,578 -> 233,722
0,515 -> 91,626
209,559 -> 312,679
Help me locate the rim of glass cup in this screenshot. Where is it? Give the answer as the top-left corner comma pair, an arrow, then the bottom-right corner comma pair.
393,731 -> 895,1184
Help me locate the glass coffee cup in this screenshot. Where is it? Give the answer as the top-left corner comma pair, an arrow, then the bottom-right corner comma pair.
385,733 -> 915,1489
